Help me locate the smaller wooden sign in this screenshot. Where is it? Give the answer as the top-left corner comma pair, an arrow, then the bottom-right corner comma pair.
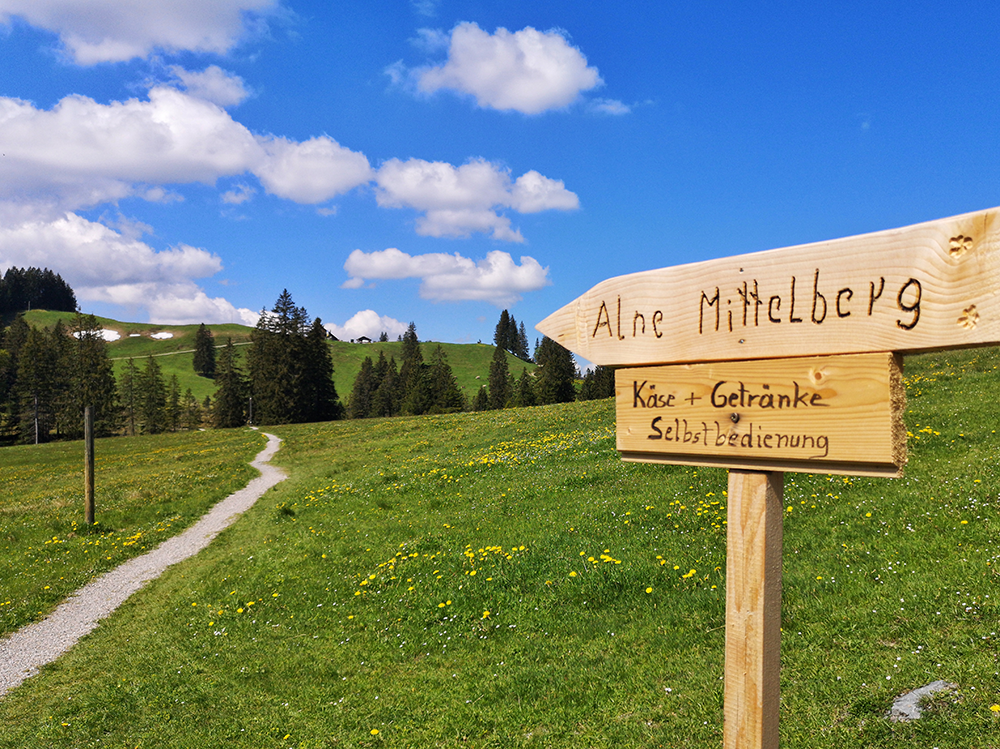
616,353 -> 905,476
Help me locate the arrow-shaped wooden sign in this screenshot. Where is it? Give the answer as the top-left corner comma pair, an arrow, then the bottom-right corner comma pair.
537,206 -> 1000,366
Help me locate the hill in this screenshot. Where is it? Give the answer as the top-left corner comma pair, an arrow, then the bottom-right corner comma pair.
0,347 -> 996,746
20,310 -> 536,405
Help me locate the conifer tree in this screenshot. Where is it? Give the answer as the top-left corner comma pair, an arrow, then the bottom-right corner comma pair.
579,365 -> 616,400
348,356 -> 375,419
118,358 -> 140,436
59,313 -> 118,438
513,367 -> 537,407
182,388 -> 201,430
371,356 -> 400,417
0,316 -> 30,436
165,375 -> 181,431
247,290 -> 306,424
14,324 -> 67,442
138,355 -> 167,434
300,318 -> 342,422
193,323 -> 216,378
487,345 -> 512,409
213,338 -> 248,428
517,321 -> 530,360
247,291 -> 342,425
493,310 -> 512,351
534,336 -> 577,405
399,322 -> 432,415
472,385 -> 489,412
428,345 -> 465,413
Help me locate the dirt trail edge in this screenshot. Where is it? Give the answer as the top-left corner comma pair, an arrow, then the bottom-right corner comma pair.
0,431 -> 287,699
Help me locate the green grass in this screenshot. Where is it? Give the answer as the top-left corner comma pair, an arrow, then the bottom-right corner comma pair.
0,429 -> 266,636
0,348 -> 997,747
21,311 -> 531,406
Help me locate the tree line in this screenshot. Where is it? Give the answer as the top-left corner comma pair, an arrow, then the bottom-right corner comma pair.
0,267 -> 77,317
0,292 -> 615,445
345,309 -> 614,419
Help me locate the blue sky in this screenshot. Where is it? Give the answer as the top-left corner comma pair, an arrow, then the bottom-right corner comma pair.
1,1 -> 997,349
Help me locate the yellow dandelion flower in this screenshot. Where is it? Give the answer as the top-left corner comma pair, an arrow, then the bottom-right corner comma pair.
645,587 -> 652,594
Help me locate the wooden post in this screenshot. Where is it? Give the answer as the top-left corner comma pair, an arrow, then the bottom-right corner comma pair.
724,469 -> 783,749
84,406 -> 95,526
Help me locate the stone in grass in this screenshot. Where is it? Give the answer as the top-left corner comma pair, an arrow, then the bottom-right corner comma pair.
888,680 -> 959,722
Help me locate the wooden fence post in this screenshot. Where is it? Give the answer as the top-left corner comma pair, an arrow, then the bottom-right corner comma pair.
84,405 -> 95,526
724,469 -> 783,749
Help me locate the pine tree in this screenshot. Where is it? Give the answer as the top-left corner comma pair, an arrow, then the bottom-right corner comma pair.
371,356 -> 400,417
513,367 -> 537,407
399,322 -> 431,415
534,336 -> 577,405
0,315 -> 30,437
348,356 -> 375,419
428,345 -> 465,413
247,290 -> 305,424
165,375 -> 181,431
118,358 -> 140,436
579,365 -> 616,400
487,345 -> 512,409
213,338 -> 248,428
138,355 -> 167,434
472,385 -> 490,411
493,310 -> 512,351
182,388 -> 201,430
300,318 -> 342,422
14,324 -> 67,443
517,321 -> 530,360
247,291 -> 342,425
193,323 -> 216,378
58,313 -> 118,438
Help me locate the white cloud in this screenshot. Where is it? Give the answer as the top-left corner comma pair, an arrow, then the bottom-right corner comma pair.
414,22 -> 602,114
170,65 -> 251,107
0,87 -> 372,214
510,171 -> 580,213
410,0 -> 439,18
0,88 -> 260,212
0,211 -> 257,324
0,0 -> 280,64
255,135 -> 373,204
221,182 -> 256,205
588,98 -> 631,116
325,310 -> 407,342
375,158 -> 578,241
343,248 -> 550,306
410,27 -> 449,52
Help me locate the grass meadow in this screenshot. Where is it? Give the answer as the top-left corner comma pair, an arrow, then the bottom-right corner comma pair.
0,348 -> 997,747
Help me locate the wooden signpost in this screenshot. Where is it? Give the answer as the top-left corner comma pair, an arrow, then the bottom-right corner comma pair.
536,206 -> 1000,749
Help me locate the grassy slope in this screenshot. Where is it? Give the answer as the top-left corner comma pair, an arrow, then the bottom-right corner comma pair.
0,348 -> 997,747
21,311 -> 532,405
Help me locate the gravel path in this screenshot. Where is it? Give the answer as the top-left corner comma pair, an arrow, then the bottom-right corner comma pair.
0,431 -> 286,699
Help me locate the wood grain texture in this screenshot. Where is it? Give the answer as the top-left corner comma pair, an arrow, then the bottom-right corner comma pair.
616,353 -> 906,476
724,470 -> 783,749
537,206 -> 1000,366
